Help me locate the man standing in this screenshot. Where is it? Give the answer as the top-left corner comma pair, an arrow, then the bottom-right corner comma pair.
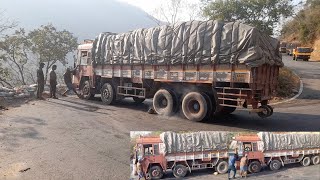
240,154 -> 248,178
228,153 -> 238,179
61,68 -> 81,97
49,65 -> 58,99
37,62 -> 45,99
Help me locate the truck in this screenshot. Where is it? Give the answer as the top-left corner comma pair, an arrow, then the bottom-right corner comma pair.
134,132 -> 320,179
292,47 -> 313,61
72,20 -> 283,121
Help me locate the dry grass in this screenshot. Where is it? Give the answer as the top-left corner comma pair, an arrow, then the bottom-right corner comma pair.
276,67 -> 300,98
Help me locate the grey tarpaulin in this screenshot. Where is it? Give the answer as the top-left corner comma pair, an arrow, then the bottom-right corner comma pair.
92,20 -> 283,67
257,132 -> 320,151
159,131 -> 232,154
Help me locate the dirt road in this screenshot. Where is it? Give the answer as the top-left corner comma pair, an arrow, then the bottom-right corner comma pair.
0,55 -> 319,179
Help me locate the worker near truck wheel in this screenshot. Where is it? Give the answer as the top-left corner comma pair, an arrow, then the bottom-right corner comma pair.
228,153 -> 238,179
240,154 -> 248,178
137,159 -> 145,180
62,68 -> 81,97
37,62 -> 45,100
49,65 -> 58,99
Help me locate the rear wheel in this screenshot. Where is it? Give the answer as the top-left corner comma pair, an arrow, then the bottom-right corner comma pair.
215,160 -> 228,174
182,92 -> 208,122
248,161 -> 262,173
311,155 -> 320,165
269,160 -> 281,171
201,93 -> 215,120
153,89 -> 176,116
133,97 -> 145,104
148,165 -> 163,180
300,157 -> 311,167
81,81 -> 95,100
257,105 -> 273,118
101,83 -> 115,105
173,164 -> 188,178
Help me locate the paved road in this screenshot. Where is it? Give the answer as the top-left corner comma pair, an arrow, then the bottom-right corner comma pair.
0,55 -> 319,179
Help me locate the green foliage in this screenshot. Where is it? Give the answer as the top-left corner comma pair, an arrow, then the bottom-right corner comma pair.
202,0 -> 294,35
28,24 -> 78,81
281,0 -> 320,44
0,29 -> 31,85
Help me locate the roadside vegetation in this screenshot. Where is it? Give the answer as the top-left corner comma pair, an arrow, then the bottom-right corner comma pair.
276,67 -> 300,98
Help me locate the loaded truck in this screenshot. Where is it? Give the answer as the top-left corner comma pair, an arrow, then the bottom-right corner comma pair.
134,131 -> 320,179
72,20 -> 283,121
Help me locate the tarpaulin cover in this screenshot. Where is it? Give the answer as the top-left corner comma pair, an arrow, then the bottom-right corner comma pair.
159,131 -> 232,154
92,20 -> 283,67
257,132 -> 320,151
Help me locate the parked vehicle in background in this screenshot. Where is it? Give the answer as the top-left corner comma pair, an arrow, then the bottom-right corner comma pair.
279,47 -> 287,53
292,47 -> 313,61
73,20 -> 283,121
286,42 -> 301,56
134,132 -> 320,179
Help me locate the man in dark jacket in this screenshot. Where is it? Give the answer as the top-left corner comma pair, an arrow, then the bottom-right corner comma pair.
49,65 -> 58,99
37,62 -> 45,99
62,68 -> 80,97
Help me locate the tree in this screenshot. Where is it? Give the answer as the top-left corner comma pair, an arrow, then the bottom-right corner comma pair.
0,29 -> 31,85
28,24 -> 78,81
202,0 -> 294,35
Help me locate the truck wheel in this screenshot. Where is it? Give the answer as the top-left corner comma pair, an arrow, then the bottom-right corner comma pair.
215,161 -> 228,174
133,97 -> 145,104
300,157 -> 311,166
201,93 -> 214,120
148,165 -> 163,180
81,81 -> 95,100
182,92 -> 208,122
101,83 -> 115,105
173,164 -> 188,178
269,160 -> 281,171
248,161 -> 262,173
311,155 -> 320,165
153,89 -> 176,116
257,105 -> 272,118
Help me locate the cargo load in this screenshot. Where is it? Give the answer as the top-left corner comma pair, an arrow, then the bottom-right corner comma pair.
257,132 -> 320,151
159,131 -> 232,154
92,21 -> 283,67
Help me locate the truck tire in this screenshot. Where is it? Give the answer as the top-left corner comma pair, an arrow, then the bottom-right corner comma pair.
101,83 -> 115,105
248,161 -> 262,173
215,160 -> 228,174
300,157 -> 311,166
173,164 -> 188,178
311,155 -> 320,165
257,105 -> 272,118
148,165 -> 164,180
201,93 -> 214,120
182,92 -> 208,122
81,81 -> 95,100
269,160 -> 281,171
153,89 -> 176,116
133,97 -> 145,104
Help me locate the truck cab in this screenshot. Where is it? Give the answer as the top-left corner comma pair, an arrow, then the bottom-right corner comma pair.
135,137 -> 166,179
292,47 -> 313,61
73,40 -> 95,99
233,135 -> 265,173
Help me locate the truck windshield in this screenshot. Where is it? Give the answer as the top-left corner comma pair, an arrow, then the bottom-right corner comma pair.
297,48 -> 312,53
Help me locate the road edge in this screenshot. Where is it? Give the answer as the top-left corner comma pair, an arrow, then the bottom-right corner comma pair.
270,68 -> 303,105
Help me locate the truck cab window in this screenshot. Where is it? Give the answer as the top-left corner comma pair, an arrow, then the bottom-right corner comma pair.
243,142 -> 252,152
143,144 -> 153,156
80,51 -> 88,65
252,142 -> 258,151
153,144 -> 159,155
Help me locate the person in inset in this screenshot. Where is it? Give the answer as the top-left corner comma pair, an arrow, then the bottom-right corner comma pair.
49,65 -> 58,99
37,62 -> 45,100
137,159 -> 145,180
240,154 -> 248,178
61,68 -> 81,97
228,152 -> 238,179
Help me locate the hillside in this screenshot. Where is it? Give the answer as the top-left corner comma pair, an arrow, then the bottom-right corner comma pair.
0,0 -> 158,40
281,0 -> 320,60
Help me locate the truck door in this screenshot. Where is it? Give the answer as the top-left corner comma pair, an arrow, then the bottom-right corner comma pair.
243,142 -> 264,165
142,144 -> 166,171
73,50 -> 92,87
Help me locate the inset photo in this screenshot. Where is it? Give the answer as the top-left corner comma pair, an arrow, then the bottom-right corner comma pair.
130,131 -> 320,180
